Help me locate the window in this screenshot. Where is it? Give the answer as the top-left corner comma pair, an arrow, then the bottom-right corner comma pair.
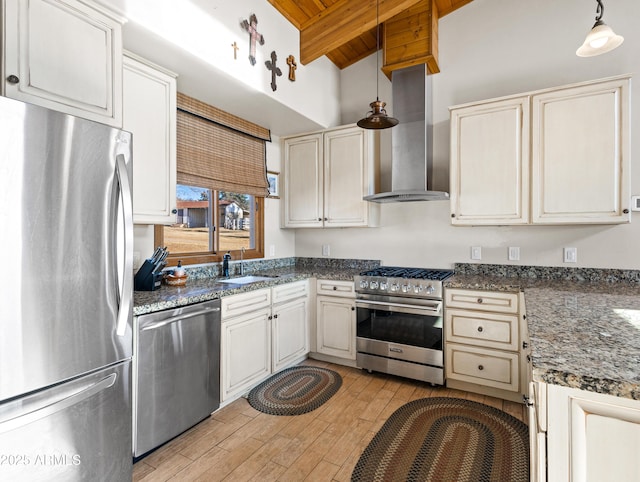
157,185 -> 264,263
156,93 -> 269,265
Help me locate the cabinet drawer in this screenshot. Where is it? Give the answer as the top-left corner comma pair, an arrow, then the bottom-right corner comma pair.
272,280 -> 309,305
445,288 -> 519,314
446,344 -> 519,392
445,309 -> 518,351
221,288 -> 271,320
316,279 -> 355,298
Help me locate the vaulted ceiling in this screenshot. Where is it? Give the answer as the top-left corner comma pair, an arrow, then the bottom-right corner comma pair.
267,0 -> 473,73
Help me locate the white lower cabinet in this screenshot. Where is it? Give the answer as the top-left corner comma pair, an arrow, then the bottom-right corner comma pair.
221,281 -> 309,403
272,282 -> 310,373
315,280 -> 356,361
444,288 -> 527,402
537,382 -> 640,482
221,305 -> 272,403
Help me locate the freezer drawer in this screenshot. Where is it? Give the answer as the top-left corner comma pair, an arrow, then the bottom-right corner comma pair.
134,299 -> 221,457
0,361 -> 132,482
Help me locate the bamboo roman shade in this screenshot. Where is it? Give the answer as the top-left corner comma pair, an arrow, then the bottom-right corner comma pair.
176,93 -> 271,197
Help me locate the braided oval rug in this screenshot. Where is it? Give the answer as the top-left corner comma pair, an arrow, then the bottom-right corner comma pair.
352,397 -> 529,482
247,366 -> 342,416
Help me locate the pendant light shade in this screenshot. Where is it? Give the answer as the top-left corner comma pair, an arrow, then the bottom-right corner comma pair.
357,0 -> 398,130
576,0 -> 623,57
357,99 -> 399,129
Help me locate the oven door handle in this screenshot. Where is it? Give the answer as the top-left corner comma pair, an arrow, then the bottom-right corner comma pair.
355,299 -> 442,316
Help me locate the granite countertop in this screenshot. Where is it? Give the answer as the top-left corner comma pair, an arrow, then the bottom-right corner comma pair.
133,263 -> 369,316
448,265 -> 640,401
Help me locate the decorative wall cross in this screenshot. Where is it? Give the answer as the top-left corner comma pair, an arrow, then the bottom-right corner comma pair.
286,55 -> 297,81
240,14 -> 264,66
265,51 -> 282,91
231,41 -> 239,60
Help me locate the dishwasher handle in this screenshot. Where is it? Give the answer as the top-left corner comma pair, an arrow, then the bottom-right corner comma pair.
141,306 -> 220,331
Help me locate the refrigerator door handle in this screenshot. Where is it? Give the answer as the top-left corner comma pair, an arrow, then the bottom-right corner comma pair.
0,374 -> 117,434
115,153 -> 133,337
141,307 -> 221,331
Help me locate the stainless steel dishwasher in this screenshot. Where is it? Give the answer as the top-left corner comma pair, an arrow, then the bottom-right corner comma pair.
133,299 -> 221,457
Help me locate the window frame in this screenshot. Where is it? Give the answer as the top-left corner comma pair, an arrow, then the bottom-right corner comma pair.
154,196 -> 264,266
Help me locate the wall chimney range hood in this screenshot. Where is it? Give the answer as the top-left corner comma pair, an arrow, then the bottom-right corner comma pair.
364,64 -> 449,203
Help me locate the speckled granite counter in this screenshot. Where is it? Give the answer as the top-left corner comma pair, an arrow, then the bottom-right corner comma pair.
447,264 -> 640,401
133,257 -> 379,316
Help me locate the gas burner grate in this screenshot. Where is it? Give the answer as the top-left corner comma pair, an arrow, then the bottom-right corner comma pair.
360,267 -> 453,281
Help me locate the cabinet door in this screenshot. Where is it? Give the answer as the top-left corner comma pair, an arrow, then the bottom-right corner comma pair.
273,298 -> 309,372
316,295 -> 356,359
282,133 -> 323,227
324,126 -> 371,227
532,77 -> 630,224
450,96 -> 530,225
123,54 -> 177,224
547,384 -> 640,482
3,0 -> 123,126
221,307 -> 271,402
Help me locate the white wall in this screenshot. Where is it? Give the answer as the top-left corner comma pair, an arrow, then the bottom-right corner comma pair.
294,0 -> 640,269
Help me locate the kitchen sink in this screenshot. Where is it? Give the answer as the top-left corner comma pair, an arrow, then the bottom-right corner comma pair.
218,275 -> 278,285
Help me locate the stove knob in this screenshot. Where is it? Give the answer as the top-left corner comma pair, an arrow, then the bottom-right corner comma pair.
401,284 -> 410,293
370,281 -> 379,290
359,280 -> 369,289
425,284 -> 435,294
380,281 -> 388,291
390,283 -> 399,292
414,285 -> 422,294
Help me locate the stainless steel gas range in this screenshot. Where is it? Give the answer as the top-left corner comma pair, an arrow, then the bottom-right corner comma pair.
354,267 -> 453,385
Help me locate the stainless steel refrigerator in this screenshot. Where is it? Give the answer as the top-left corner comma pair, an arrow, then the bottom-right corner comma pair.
0,96 -> 134,481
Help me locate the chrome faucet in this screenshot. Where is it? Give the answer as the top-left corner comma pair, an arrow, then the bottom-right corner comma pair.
240,247 -> 245,276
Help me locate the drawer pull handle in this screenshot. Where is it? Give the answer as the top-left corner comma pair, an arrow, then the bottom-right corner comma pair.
389,347 -> 403,354
477,298 -> 483,304
477,326 -> 484,333
478,365 -> 484,371
333,286 -> 337,290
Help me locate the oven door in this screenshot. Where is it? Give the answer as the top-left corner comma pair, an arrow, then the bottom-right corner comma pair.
355,297 -> 443,367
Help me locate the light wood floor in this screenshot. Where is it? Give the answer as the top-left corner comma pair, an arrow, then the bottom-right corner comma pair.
133,359 -> 527,482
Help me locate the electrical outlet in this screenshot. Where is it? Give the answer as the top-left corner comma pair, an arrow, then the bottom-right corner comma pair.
133,251 -> 141,270
564,247 -> 577,263
322,244 -> 330,257
508,247 -> 520,261
269,244 -> 275,257
470,246 -> 482,260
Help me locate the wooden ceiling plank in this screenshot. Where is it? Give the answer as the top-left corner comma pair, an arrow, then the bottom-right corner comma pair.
299,0 -> 423,65
267,0 -> 309,29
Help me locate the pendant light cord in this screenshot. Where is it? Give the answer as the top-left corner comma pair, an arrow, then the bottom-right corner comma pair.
375,0 -> 380,101
595,0 -> 603,22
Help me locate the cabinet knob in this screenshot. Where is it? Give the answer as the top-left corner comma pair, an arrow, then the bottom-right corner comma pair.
478,365 -> 484,371
351,306 -> 355,311
333,286 -> 337,290
477,326 -> 484,333
477,298 -> 483,304
522,341 -> 529,349
324,217 -> 328,221
451,213 -> 455,218
623,209 -> 630,214
6,75 -> 19,84
318,218 -> 322,221
273,314 -> 278,319
172,208 -> 178,214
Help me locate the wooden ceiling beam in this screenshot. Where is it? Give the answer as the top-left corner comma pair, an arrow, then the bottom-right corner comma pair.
299,0 -> 423,65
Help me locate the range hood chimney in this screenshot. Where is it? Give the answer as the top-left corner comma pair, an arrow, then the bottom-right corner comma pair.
364,64 -> 449,203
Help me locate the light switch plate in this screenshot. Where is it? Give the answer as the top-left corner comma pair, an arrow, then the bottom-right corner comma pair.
631,195 -> 640,211
322,244 -> 330,257
471,246 -> 482,260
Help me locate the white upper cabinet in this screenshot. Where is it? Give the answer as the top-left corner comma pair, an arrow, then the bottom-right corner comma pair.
450,96 -> 530,225
531,78 -> 630,224
123,53 -> 177,225
3,0 -> 124,127
282,125 -> 379,228
450,75 -> 630,226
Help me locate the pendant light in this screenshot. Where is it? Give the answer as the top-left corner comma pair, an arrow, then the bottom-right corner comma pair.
576,0 -> 624,57
357,0 -> 398,129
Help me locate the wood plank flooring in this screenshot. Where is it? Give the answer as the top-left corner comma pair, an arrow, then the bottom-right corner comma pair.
133,359 -> 528,482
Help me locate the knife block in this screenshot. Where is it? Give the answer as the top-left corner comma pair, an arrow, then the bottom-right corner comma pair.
134,259 -> 163,291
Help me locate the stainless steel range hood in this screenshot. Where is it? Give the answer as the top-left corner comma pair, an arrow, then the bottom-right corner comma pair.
364,64 -> 449,203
